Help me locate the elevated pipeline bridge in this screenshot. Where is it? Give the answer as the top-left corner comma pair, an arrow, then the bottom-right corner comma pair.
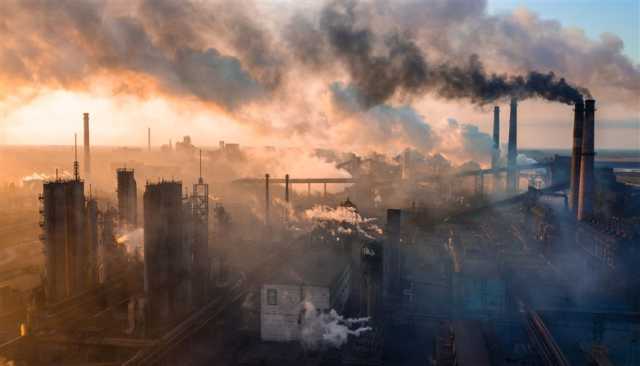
233,159 -> 638,197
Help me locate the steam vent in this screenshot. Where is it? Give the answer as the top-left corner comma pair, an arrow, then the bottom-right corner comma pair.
1,2 -> 639,366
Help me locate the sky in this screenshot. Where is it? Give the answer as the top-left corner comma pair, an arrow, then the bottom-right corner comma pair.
0,0 -> 638,152
488,0 -> 639,63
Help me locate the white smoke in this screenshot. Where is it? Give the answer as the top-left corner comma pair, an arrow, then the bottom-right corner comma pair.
302,205 -> 383,239
21,171 -> 73,185
299,302 -> 372,350
116,228 -> 144,259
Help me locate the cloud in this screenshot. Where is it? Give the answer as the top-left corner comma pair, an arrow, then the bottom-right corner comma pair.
0,0 -> 638,151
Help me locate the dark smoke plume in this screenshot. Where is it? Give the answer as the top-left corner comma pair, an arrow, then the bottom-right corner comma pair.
316,0 -> 589,107
3,0 -> 636,124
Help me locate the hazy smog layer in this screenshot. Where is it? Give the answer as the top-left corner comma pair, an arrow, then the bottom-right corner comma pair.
0,1 -> 639,366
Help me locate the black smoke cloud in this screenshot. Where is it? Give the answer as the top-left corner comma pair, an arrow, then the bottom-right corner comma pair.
1,0 -> 638,135
308,0 -> 589,106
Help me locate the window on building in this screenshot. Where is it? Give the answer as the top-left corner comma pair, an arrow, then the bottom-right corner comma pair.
267,289 -> 278,305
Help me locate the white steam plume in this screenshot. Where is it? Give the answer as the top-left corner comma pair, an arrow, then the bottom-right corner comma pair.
300,301 -> 372,350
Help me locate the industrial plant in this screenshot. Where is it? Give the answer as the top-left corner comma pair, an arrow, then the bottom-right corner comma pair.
0,0 -> 639,365
0,94 -> 638,366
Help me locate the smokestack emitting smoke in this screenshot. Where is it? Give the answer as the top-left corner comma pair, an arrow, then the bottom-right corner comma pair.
507,98 -> 518,193
316,2 -> 590,109
569,101 -> 585,214
578,99 -> 596,221
491,106 -> 500,170
83,113 -> 90,178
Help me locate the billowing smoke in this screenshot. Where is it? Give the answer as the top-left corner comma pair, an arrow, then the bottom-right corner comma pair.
116,228 -> 144,258
311,0 -> 589,106
1,0 -> 638,152
302,204 -> 383,240
300,301 -> 372,350
330,82 -> 438,151
0,0 -> 267,110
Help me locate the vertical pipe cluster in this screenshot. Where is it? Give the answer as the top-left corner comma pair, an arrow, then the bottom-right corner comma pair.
83,113 -> 91,178
569,101 -> 584,214
577,99 -> 596,221
491,106 -> 500,170
507,98 -> 518,193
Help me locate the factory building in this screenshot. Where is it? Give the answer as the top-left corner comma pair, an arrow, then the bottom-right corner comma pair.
143,181 -> 192,329
117,168 -> 138,228
260,246 -> 351,342
40,178 -> 97,303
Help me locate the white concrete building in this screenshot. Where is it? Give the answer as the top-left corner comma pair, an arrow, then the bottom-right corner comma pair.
260,247 -> 351,342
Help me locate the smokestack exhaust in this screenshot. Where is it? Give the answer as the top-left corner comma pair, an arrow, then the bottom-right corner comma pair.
507,98 -> 518,193
569,100 -> 584,214
577,99 -> 596,221
492,106 -> 500,170
83,113 -> 90,178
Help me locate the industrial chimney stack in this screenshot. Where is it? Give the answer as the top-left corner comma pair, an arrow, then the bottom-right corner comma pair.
507,98 -> 518,193
491,106 -> 500,170
83,113 -> 91,178
569,101 -> 584,214
577,99 -> 596,221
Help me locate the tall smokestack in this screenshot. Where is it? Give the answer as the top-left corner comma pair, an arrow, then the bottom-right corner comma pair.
265,174 -> 270,227
83,113 -> 90,178
491,106 -> 500,170
507,98 -> 518,193
569,101 -> 584,214
285,174 -> 290,203
578,99 -> 596,221
148,127 -> 151,152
